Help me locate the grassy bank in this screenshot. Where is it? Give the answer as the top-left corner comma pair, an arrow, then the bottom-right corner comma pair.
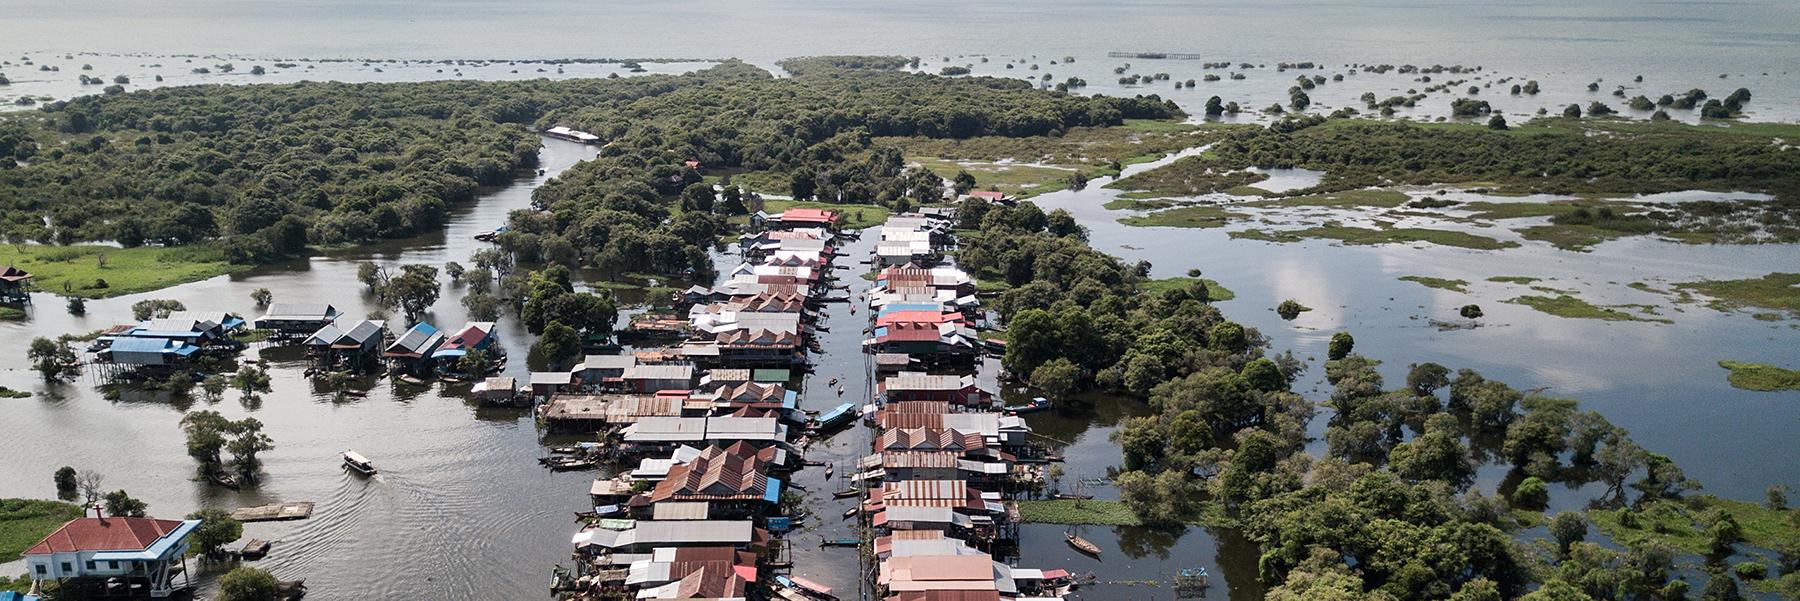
1504,295 -> 1671,323
0,245 -> 244,299
1117,204 -> 1241,228
1717,360 -> 1800,392
1398,275 -> 1470,292
1232,225 -> 1519,250
1,499 -> 85,559
1140,276 -> 1235,301
1676,273 -> 1800,319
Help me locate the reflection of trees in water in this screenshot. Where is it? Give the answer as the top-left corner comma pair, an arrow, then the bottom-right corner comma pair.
1211,527 -> 1268,601
1113,523 -> 1186,560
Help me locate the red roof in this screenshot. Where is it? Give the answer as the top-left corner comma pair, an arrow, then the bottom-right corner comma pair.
878,322 -> 942,343
443,325 -> 490,350
25,517 -> 186,555
777,208 -> 838,224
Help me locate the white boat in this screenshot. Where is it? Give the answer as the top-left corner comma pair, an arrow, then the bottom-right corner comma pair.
343,450 -> 377,475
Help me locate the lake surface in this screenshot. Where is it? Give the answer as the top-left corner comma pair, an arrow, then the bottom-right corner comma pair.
3,1 -> 1800,598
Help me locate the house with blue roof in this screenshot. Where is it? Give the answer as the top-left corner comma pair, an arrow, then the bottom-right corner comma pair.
383,322 -> 446,375
99,337 -> 201,366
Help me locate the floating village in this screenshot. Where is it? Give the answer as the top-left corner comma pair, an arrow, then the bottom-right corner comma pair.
10,192 -> 1167,601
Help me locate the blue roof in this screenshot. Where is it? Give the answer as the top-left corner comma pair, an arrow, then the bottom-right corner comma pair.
108,337 -> 182,354
90,519 -> 200,562
430,348 -> 467,359
763,478 -> 783,503
817,402 -> 856,427
782,390 -> 799,410
880,303 -> 941,315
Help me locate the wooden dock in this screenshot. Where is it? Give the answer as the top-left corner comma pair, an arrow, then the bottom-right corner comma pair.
231,501 -> 315,522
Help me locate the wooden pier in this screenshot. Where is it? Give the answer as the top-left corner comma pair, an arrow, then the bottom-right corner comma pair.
231,501 -> 315,522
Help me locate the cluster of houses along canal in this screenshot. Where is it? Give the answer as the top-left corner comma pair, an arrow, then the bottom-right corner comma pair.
11,197 -> 1085,601
527,204 -> 1077,601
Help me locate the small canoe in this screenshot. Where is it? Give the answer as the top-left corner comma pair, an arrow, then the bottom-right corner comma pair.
1065,532 -> 1101,556
842,507 -> 858,519
824,464 -> 834,479
832,488 -> 859,499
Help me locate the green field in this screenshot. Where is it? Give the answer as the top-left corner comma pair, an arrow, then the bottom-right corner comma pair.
1,499 -> 85,560
1588,496 -> 1800,556
1717,360 -> 1800,392
0,245 -> 245,299
1016,499 -> 1143,526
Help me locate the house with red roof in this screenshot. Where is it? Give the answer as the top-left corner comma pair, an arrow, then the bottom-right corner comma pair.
21,514 -> 200,598
768,208 -> 839,230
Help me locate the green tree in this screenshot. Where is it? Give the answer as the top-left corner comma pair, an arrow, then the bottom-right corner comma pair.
1276,299 -> 1306,320
130,298 -> 185,321
1241,357 -> 1286,392
1406,362 -> 1451,396
1767,484 -> 1790,510
249,288 -> 272,307
216,566 -> 280,601
457,349 -> 490,376
533,321 -> 581,367
679,182 -> 716,213
181,410 -> 232,472
54,466 -> 79,500
66,296 -> 87,316
1030,358 -> 1079,399
1488,114 -> 1508,130
1512,476 -> 1549,509
1549,512 -> 1587,557
1459,304 -> 1483,322
1327,331 -> 1354,361
185,508 -> 243,556
27,336 -> 79,381
1387,414 -> 1474,487
227,417 -> 274,478
461,292 -> 502,322
382,264 -> 441,322
1205,96 -> 1225,117
1562,104 -> 1582,118
103,490 -> 147,517
952,170 -> 977,195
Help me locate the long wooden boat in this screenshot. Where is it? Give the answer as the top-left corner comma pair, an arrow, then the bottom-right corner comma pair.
819,538 -> 860,548
209,470 -> 242,489
832,488 -> 860,498
1065,532 -> 1101,556
342,451 -> 376,475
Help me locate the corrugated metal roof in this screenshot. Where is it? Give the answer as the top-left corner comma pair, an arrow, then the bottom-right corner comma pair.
651,502 -> 711,520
